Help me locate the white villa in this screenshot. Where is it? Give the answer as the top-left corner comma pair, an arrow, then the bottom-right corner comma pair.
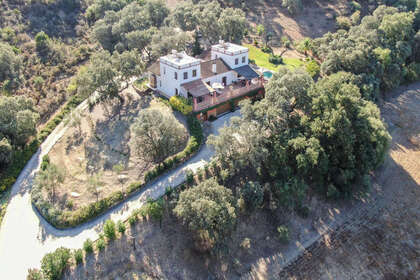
147,41 -> 265,120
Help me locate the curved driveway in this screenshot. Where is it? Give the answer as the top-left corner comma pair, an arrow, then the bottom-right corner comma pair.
0,92 -> 240,279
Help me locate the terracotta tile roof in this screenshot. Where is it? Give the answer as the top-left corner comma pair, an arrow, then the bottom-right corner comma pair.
200,58 -> 231,79
181,79 -> 214,97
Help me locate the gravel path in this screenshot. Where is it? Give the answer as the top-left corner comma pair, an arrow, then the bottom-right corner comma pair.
0,86 -> 241,279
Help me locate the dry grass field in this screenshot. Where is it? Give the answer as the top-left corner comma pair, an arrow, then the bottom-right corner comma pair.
46,89 -> 188,211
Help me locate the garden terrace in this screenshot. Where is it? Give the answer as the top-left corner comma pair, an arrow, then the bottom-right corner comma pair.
191,77 -> 266,113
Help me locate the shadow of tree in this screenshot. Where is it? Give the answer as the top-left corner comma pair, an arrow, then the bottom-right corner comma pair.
84,95 -> 153,174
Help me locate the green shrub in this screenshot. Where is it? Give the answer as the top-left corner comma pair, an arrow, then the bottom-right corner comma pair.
277,225 -> 290,243
349,1 -> 361,11
128,214 -> 138,226
83,239 -> 93,254
141,199 -> 164,221
336,16 -> 352,30
117,220 -> 126,234
281,36 -> 291,48
405,63 -> 420,82
27,269 -> 43,280
40,247 -> 71,280
261,45 -> 272,53
0,138 -> 12,167
186,169 -> 194,185
269,54 -> 283,65
41,155 -> 50,171
127,181 -> 144,194
73,249 -> 83,265
103,219 -> 116,240
306,60 -> 320,78
96,237 -> 106,251
240,181 -> 264,211
169,96 -> 192,115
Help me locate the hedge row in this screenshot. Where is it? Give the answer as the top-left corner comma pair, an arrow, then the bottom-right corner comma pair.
0,94 -> 86,197
144,115 -> 203,182
0,94 -> 87,227
38,94 -> 86,142
32,114 -> 203,228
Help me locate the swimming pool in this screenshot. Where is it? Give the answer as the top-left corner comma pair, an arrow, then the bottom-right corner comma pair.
263,71 -> 273,79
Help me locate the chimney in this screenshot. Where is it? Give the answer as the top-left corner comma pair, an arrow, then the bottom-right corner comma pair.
212,62 -> 217,73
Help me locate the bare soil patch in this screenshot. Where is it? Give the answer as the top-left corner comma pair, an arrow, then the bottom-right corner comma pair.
246,0 -> 351,43
45,88 -> 188,211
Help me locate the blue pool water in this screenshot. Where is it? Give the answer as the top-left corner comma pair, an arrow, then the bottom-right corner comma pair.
263,71 -> 273,79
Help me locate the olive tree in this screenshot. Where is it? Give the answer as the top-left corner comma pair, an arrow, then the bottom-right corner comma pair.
173,178 -> 236,248
40,247 -> 71,280
35,163 -> 65,203
131,109 -> 187,163
0,42 -> 22,89
0,138 -> 12,167
239,181 -> 264,211
93,1 -> 169,53
218,8 -> 248,43
0,96 -> 39,147
76,50 -> 144,104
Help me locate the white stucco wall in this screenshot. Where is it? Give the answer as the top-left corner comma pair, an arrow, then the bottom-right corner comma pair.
211,50 -> 249,69
203,71 -> 237,87
159,62 -> 201,98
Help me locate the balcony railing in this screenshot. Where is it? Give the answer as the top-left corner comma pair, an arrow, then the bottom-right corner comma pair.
193,79 -> 265,112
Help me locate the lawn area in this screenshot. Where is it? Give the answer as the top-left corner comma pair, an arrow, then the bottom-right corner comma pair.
244,43 -> 305,71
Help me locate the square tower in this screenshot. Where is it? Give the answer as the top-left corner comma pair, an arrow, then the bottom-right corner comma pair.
211,41 -> 249,69
159,50 -> 201,98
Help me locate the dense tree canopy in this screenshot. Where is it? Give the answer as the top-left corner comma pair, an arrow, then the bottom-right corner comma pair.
91,0 -> 248,56
313,5 -> 419,99
174,178 -> 236,241
0,96 -> 39,147
209,69 -> 391,196
76,50 -> 144,102
93,1 -> 169,53
0,42 -> 22,89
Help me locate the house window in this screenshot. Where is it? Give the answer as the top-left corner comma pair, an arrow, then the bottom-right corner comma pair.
235,58 -> 239,65
184,72 -> 188,80
242,56 -> 245,63
175,88 -> 179,95
164,67 -> 166,75
192,69 -> 197,77
174,72 -> 178,80
197,96 -> 204,103
159,81 -> 161,87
